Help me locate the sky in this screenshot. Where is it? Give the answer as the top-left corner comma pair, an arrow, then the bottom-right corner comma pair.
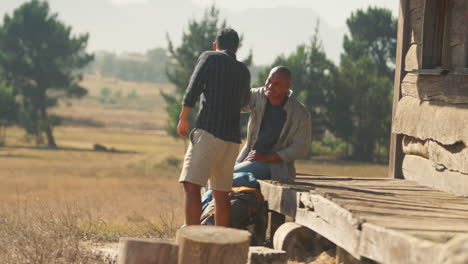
0,0 -> 399,65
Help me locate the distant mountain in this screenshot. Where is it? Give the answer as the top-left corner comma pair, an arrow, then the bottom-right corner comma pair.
1,1 -> 347,65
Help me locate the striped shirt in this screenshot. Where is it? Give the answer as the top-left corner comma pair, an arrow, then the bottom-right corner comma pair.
182,50 -> 251,143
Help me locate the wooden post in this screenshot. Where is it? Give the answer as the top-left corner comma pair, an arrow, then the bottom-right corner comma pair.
117,237 -> 178,264
252,201 -> 268,246
176,225 -> 251,264
268,211 -> 285,246
248,246 -> 287,264
389,0 -> 410,179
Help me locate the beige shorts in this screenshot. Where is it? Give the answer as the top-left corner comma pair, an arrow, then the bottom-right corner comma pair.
179,128 -> 240,192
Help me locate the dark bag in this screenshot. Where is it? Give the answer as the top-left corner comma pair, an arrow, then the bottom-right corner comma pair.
200,187 -> 268,245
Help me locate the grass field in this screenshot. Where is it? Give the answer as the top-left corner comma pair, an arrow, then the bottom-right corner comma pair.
0,76 -> 388,263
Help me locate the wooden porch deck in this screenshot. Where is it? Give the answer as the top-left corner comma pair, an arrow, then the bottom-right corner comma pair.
259,175 -> 468,264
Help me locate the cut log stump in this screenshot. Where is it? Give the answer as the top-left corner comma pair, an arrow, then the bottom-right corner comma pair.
273,222 -> 334,261
176,225 -> 251,264
248,246 -> 287,264
117,237 -> 178,264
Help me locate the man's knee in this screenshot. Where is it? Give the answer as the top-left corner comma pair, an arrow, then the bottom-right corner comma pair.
183,181 -> 201,195
212,190 -> 230,203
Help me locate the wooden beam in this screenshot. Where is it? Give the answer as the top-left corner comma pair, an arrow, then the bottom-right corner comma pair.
402,155 -> 468,197
359,223 -> 444,264
295,193 -> 362,259
401,73 -> 468,104
389,0 -> 411,179
393,96 -> 468,146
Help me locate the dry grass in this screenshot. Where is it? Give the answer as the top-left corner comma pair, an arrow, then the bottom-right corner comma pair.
51,74 -> 174,130
0,76 -> 388,262
0,126 -> 186,263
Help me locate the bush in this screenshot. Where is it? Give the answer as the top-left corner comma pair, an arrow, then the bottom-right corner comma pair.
127,89 -> 138,99
311,135 -> 349,158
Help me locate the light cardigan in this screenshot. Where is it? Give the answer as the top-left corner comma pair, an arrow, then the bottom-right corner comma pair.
237,87 -> 312,182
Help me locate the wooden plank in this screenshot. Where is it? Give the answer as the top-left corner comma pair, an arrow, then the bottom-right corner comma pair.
317,188 -> 468,212
296,194 -> 360,259
322,195 -> 468,219
401,73 -> 468,104
258,181 -> 307,218
403,154 -> 468,196
358,214 -> 468,233
359,223 -> 444,264
390,0 -> 410,179
261,176 -> 468,263
393,96 -> 468,145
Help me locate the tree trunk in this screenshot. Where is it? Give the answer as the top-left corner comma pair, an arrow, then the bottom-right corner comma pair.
41,107 -> 56,148
0,123 -> 6,146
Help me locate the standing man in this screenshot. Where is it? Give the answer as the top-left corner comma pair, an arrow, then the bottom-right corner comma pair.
177,28 -> 251,227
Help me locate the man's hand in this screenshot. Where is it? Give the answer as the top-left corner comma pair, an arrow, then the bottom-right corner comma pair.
245,150 -> 282,163
178,106 -> 192,138
177,118 -> 190,137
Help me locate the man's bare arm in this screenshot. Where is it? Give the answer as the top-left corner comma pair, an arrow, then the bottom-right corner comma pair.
177,106 -> 192,138
244,150 -> 283,163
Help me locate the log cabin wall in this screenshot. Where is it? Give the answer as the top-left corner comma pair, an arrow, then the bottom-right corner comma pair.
392,0 -> 468,196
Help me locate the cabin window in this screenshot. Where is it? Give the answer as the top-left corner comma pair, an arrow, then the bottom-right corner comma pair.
421,0 -> 449,69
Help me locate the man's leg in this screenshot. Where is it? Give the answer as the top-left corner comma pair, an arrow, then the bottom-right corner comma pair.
212,190 -> 231,227
209,140 -> 239,227
182,182 -> 202,226
234,161 -> 271,181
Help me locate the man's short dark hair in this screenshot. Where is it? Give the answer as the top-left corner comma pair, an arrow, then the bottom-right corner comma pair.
272,66 -> 292,80
216,28 -> 240,52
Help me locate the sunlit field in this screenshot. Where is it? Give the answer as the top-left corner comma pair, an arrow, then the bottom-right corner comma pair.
0,76 -> 387,263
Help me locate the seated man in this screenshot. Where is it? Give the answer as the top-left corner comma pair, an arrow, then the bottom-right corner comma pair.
202,66 -> 311,210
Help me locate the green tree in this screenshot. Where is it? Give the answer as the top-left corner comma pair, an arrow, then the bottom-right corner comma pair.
0,81 -> 16,145
163,5 -> 252,138
257,23 -> 338,140
343,7 -> 397,79
335,7 -> 397,161
0,0 -> 93,147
